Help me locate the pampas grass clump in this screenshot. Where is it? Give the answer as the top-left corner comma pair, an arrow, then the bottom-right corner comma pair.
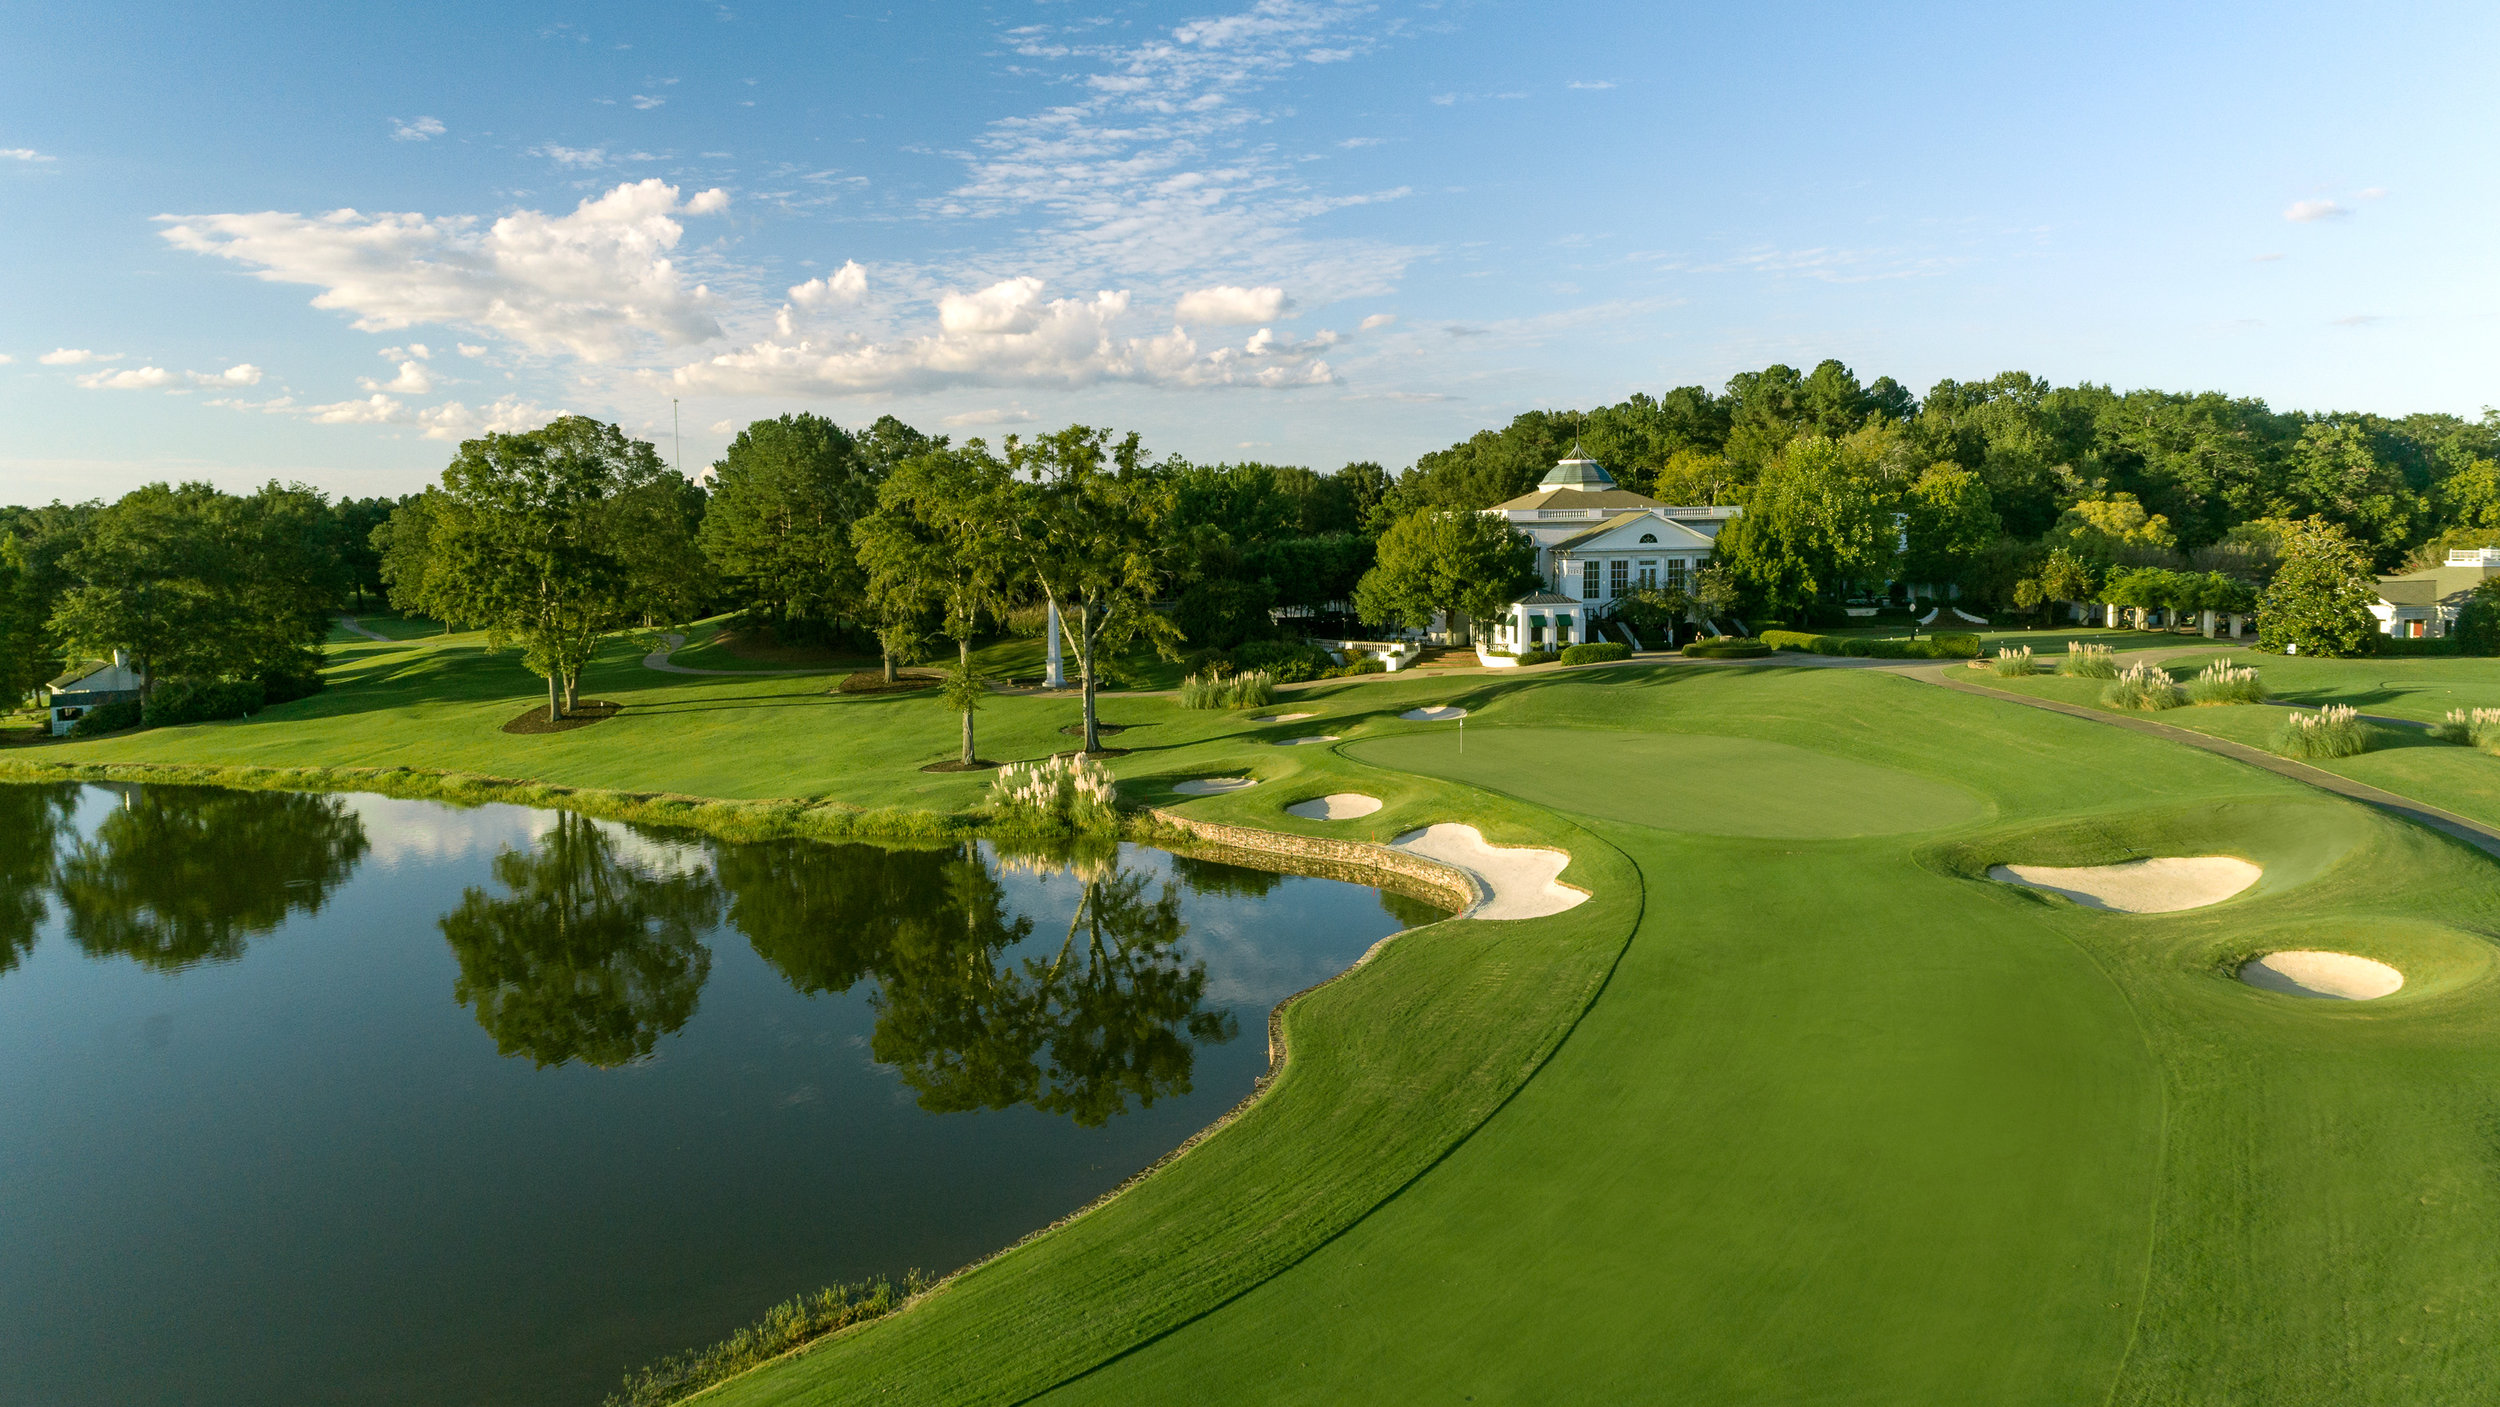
2432,707 -> 2500,748
989,753 -> 1119,831
2186,661 -> 2267,705
2059,642 -> 2119,678
1179,668 -> 1278,710
2274,704 -> 2374,759
1988,646 -> 2035,677
2102,661 -> 2183,710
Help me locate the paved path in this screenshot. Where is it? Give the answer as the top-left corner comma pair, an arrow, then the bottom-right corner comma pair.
336,615 -> 392,642
1904,663 -> 2500,861
640,631 -> 830,677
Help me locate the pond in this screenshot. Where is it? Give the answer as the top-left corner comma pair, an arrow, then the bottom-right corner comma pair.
0,783 -> 1442,1407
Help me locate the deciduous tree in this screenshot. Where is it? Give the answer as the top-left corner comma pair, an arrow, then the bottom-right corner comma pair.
2257,517 -> 2379,657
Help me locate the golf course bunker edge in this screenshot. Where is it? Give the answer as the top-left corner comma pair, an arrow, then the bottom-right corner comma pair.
2240,950 -> 2405,1000
1286,793 -> 1383,821
1391,823 -> 1586,920
1988,856 -> 2262,913
1172,777 -> 1258,796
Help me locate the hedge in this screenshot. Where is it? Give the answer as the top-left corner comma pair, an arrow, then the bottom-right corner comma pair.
1683,637 -> 1771,659
1559,641 -> 1631,665
143,677 -> 265,727
2370,635 -> 2463,658
1760,630 -> 1980,660
68,700 -> 143,738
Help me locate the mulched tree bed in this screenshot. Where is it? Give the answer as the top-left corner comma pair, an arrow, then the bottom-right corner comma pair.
919,759 -> 999,773
837,670 -> 940,695
502,700 -> 622,735
1057,722 -> 1130,737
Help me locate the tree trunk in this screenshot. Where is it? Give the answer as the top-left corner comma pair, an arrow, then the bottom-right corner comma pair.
563,667 -> 580,714
960,638 -> 976,765
883,646 -> 896,684
1079,604 -> 1100,755
547,670 -> 562,721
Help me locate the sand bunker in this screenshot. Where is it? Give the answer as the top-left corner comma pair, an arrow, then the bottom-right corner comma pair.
1271,735 -> 1341,746
1250,711 -> 1317,724
2240,950 -> 2404,1000
1286,793 -> 1382,821
1171,777 -> 1257,796
1988,856 -> 2261,913
1402,705 -> 1468,722
1391,823 -> 1586,920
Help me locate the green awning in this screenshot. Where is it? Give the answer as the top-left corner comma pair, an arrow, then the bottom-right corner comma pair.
1529,614 -> 1548,626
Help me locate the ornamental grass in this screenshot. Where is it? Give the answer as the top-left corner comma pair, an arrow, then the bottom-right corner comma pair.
2186,661 -> 2267,705
2431,707 -> 2500,749
2101,661 -> 2183,711
2059,642 -> 2119,678
1178,669 -> 1278,710
1988,646 -> 2035,677
989,753 -> 1119,832
2273,704 -> 2374,759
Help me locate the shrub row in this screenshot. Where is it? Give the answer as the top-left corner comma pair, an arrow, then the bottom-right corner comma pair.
1559,641 -> 1631,665
143,677 -> 265,727
1759,630 -> 1980,659
1682,636 -> 1771,659
67,700 -> 144,738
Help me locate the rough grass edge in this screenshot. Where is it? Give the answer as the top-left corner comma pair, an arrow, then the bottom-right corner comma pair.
0,759 -> 998,846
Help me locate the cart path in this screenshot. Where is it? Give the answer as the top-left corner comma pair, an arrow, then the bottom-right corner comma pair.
336,615 -> 392,642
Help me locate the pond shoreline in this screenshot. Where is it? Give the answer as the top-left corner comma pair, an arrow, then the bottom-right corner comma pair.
0,757 -> 1496,1407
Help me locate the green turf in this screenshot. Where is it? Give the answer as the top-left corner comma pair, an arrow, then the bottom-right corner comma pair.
23,644 -> 2500,1407
1349,726 -> 1988,837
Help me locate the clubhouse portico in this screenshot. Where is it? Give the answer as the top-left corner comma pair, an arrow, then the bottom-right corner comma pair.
1477,448 -> 1741,651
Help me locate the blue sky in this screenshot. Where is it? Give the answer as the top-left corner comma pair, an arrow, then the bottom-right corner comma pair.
4,0 -> 2495,503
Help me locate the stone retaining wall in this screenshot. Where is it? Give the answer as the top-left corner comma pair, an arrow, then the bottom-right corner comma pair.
1147,807 -> 1485,915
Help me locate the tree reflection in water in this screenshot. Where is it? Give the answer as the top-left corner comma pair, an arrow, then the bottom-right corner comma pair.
0,784 -> 75,974
440,813 -> 720,1069
52,784 -> 369,970
724,838 -> 1237,1128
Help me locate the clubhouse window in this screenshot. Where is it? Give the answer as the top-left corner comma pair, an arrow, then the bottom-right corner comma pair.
1667,558 -> 1689,590
1582,560 -> 1601,600
1610,559 -> 1629,596
1636,559 -> 1658,589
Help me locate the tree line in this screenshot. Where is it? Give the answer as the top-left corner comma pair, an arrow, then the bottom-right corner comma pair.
10,358 -> 2494,722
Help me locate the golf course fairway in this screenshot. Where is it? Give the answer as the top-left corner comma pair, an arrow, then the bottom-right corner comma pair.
26,641 -> 2500,1404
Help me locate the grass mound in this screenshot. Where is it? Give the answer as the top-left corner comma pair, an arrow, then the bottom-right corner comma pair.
501,700 -> 620,734
2272,704 -> 2374,758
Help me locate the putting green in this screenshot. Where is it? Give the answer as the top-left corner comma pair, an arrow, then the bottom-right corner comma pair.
1347,726 -> 1988,837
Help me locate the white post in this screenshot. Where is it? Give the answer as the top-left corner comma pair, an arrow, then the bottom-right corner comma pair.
1044,599 -> 1066,689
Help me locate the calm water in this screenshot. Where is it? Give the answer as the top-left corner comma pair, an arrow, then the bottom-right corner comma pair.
0,783 -> 1437,1407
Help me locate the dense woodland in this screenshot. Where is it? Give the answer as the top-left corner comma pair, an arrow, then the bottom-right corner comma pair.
8,359 -> 2497,726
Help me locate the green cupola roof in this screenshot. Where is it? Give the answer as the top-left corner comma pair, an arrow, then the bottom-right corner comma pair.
1538,442 -> 1616,490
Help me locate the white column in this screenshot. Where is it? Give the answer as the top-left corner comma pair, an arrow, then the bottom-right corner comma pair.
1044,599 -> 1066,688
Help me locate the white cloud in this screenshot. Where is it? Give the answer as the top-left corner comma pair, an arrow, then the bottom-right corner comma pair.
533,144 -> 609,168
304,393 -> 408,424
1,148 -> 54,162
157,179 -> 732,361
76,366 -> 176,390
0,354 -> 11,364
392,116 -> 447,142
187,364 -> 263,386
2284,199 -> 2351,222
214,390 -> 557,441
788,260 -> 867,308
1358,312 -> 1395,330
416,395 -> 560,440
39,348 -> 118,365
673,275 -> 1336,395
1176,284 -> 1292,325
456,343 -> 487,357
1338,136 -> 1385,148
379,342 -> 432,360
360,360 -> 435,393
1567,80 -> 1615,90
631,94 -> 666,109
943,406 -> 1036,427
708,418 -> 735,433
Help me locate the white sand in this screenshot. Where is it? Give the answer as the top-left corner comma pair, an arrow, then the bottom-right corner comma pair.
1250,711 -> 1317,723
1988,856 -> 2261,913
1271,735 -> 1341,746
1172,777 -> 1257,796
1286,793 -> 1383,821
1402,705 -> 1468,722
1391,823 -> 1587,920
2240,950 -> 2404,1000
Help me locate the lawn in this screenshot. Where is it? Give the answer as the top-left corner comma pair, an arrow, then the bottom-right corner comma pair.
18,644 -> 2500,1406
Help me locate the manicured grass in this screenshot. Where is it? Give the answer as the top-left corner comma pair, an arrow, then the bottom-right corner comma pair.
26,642 -> 2500,1406
1811,623 -> 2201,654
